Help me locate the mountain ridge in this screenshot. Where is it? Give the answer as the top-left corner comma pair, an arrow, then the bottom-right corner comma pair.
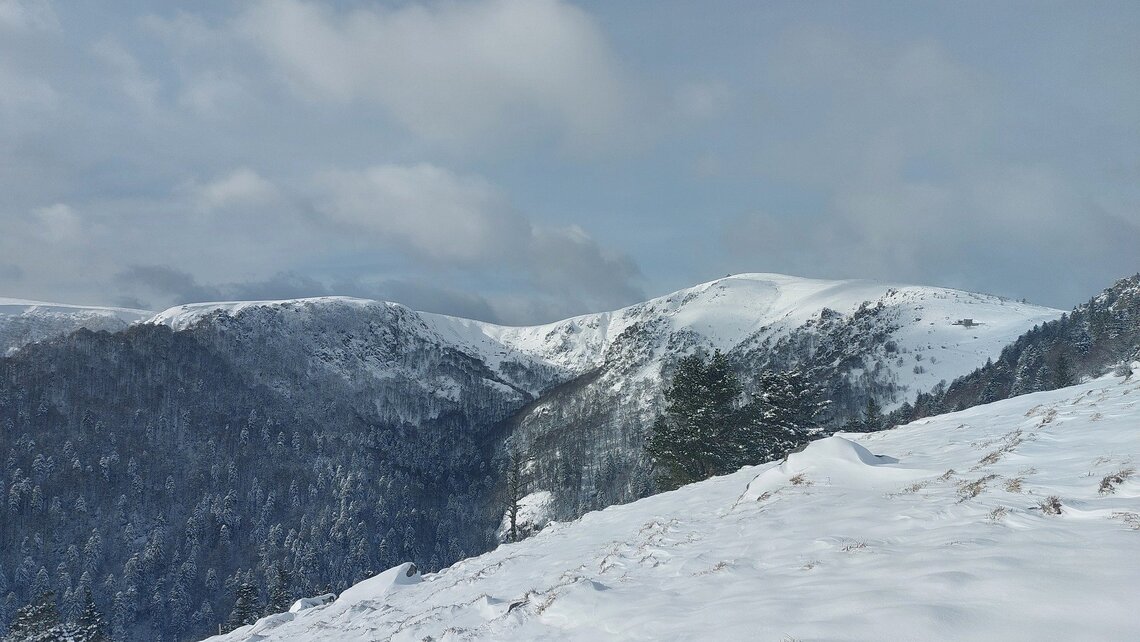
0,272 -> 1066,640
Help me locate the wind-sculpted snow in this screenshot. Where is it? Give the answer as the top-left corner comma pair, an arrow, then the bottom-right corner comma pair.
208,369 -> 1140,641
0,297 -> 151,355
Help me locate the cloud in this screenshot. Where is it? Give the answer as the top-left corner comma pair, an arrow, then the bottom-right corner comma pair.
55,161 -> 645,324
314,163 -> 528,264
762,26 -> 993,187
311,163 -> 644,319
726,163 -> 1140,305
719,24 -> 1140,307
527,225 -> 643,309
229,0 -> 635,152
91,37 -> 161,113
0,1 -> 60,120
116,265 -> 224,305
0,263 -> 22,281
33,203 -> 81,242
0,0 -> 58,33
190,167 -> 281,212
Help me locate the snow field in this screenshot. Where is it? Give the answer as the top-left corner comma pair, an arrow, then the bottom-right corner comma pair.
208,370 -> 1140,641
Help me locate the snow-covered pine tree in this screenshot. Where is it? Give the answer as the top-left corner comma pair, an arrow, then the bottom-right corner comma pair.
504,449 -> 528,543
4,592 -> 59,642
225,583 -> 260,632
647,350 -> 745,490
740,369 -> 827,464
862,397 -> 883,432
68,589 -> 107,642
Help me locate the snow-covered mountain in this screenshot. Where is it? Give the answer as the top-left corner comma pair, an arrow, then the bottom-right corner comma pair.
143,274 -> 1061,519
0,298 -> 152,356
148,274 -> 1061,405
458,273 -> 1057,393
451,274 -> 1061,517
208,368 -> 1140,642
0,273 -> 1065,641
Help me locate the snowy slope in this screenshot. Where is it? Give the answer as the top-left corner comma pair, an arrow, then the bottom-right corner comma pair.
0,297 -> 152,356
208,368 -> 1140,641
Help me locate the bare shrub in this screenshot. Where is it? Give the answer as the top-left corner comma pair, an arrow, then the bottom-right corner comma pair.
1038,496 -> 1063,515
1099,467 -> 1135,494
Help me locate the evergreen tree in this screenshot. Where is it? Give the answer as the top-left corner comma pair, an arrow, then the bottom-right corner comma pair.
72,589 -> 107,642
5,592 -> 59,642
738,369 -> 828,464
647,350 -> 744,490
862,397 -> 883,432
265,563 -> 292,616
503,449 -> 529,543
226,583 -> 260,631
1053,352 -> 1073,388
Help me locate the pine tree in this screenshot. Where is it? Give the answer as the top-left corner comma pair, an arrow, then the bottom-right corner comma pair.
265,563 -> 292,615
737,369 -> 827,464
647,350 -> 746,489
72,589 -> 107,642
862,397 -> 883,432
226,583 -> 259,631
5,592 -> 59,642
1053,352 -> 1073,388
503,449 -> 529,543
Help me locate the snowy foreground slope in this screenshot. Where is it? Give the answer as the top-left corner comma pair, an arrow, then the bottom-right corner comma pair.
0,298 -> 152,355
210,371 -> 1140,642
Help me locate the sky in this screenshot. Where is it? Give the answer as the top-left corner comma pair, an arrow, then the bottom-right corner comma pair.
1,0 -> 1138,325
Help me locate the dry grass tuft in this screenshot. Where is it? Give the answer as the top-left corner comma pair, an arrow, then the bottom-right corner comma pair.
1038,496 -> 1063,515
957,474 -> 999,501
1099,467 -> 1135,494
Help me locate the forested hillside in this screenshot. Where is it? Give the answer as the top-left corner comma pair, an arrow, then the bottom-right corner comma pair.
0,324 -> 517,640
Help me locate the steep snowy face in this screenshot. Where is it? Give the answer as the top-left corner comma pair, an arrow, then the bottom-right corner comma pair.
208,369 -> 1140,642
0,298 -> 152,355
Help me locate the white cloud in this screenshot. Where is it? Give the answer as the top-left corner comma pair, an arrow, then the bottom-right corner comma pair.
92,38 -> 160,113
33,202 -> 80,242
192,168 -> 280,212
315,163 -> 529,264
232,0 -> 635,151
0,0 -> 58,33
